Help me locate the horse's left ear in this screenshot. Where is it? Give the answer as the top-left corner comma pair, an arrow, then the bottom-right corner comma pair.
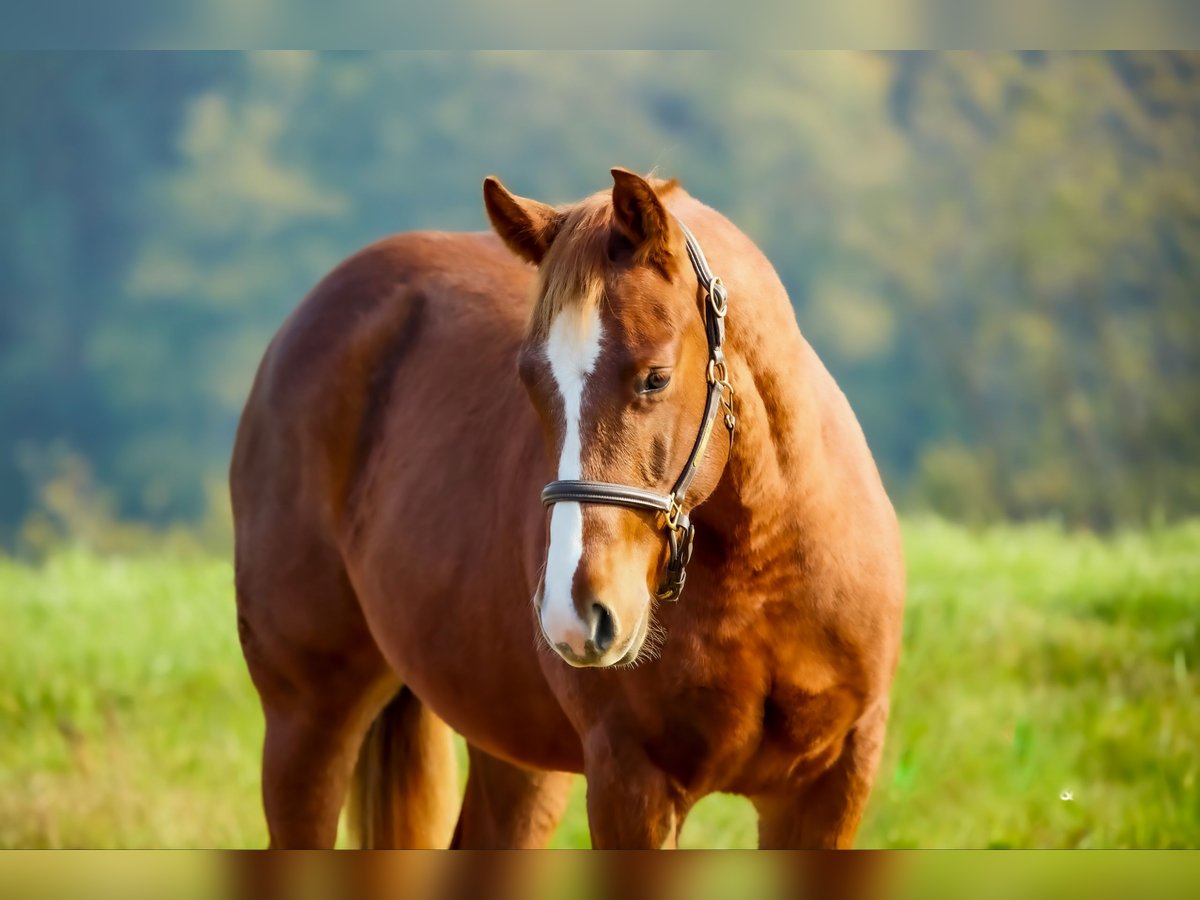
611,168 -> 675,268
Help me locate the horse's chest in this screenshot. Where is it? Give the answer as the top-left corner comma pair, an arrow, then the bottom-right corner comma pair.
746,682 -> 861,789
646,673 -> 860,797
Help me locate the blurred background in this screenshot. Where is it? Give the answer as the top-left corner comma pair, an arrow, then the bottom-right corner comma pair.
0,52 -> 1197,848
3,51 -> 1199,545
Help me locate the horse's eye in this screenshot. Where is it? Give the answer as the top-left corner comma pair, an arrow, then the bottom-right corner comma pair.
641,369 -> 672,394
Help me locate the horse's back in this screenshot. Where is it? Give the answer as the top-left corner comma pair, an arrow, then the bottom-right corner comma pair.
233,231 -> 532,534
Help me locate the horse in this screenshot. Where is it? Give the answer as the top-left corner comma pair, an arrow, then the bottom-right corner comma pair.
230,168 -> 905,849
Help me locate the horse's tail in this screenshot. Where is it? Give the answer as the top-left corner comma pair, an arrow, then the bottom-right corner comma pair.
346,687 -> 460,848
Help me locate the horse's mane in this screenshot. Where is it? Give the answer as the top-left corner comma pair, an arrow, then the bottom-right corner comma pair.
527,195 -> 612,339
527,176 -> 680,340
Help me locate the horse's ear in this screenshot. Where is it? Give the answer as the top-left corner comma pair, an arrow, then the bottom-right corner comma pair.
483,176 -> 561,266
610,167 -> 674,268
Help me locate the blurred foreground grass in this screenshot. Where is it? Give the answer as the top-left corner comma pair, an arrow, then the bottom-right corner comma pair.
1,518 -> 1197,848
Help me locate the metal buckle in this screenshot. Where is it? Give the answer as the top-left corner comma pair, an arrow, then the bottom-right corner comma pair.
657,519 -> 695,603
708,277 -> 728,317
721,381 -> 737,443
706,359 -> 730,386
665,494 -> 684,530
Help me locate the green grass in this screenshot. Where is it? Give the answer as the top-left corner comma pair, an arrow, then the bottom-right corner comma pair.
1,518 -> 1197,848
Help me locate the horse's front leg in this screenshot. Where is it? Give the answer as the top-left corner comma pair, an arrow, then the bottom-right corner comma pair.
754,701 -> 889,849
583,730 -> 683,849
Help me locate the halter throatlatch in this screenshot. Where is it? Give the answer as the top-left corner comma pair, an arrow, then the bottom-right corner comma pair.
540,217 -> 736,602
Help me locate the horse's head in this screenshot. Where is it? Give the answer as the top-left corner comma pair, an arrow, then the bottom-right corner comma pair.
485,169 -> 729,668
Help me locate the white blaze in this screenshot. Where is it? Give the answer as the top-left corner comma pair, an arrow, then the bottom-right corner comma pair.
540,304 -> 603,655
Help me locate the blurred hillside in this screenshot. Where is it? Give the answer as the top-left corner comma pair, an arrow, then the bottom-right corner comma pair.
1,51 -> 1198,543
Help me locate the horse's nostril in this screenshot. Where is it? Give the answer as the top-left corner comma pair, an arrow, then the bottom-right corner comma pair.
590,602 -> 616,654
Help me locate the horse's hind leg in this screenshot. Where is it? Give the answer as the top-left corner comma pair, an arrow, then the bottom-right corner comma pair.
452,745 -> 573,848
237,541 -> 397,849
259,678 -> 394,849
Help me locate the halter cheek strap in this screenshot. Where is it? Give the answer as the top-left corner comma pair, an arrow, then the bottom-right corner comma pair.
540,217 -> 736,602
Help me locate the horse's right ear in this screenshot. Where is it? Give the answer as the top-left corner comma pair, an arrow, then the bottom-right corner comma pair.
483,176 -> 562,266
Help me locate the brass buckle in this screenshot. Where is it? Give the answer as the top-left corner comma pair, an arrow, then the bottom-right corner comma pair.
657,515 -> 695,603
705,359 -> 736,446
665,494 -> 684,531
721,379 -> 737,436
706,359 -> 729,386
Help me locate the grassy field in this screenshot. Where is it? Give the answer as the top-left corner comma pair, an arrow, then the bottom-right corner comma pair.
1,518 -> 1197,848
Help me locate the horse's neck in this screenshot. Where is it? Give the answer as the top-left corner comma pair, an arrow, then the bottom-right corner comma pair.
697,292 -> 833,566
668,197 -> 841,569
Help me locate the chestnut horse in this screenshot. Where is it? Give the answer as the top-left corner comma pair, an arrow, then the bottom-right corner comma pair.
230,169 -> 904,849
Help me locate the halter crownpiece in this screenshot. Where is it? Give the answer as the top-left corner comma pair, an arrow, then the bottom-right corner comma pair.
541,216 -> 736,602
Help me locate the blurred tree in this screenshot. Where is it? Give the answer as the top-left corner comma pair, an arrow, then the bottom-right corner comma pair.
0,51 -> 1197,539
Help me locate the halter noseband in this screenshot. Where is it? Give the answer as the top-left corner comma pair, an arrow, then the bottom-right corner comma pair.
540,218 -> 736,602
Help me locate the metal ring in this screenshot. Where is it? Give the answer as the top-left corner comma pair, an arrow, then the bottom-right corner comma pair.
708,278 -> 728,316
706,359 -> 729,386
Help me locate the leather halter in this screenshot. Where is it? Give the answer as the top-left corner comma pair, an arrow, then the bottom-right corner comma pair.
540,218 -> 736,602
